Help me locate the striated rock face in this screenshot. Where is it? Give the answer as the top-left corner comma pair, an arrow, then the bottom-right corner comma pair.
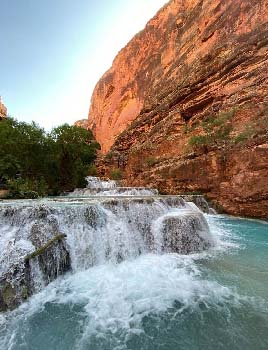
74,119 -> 89,129
89,0 -> 268,218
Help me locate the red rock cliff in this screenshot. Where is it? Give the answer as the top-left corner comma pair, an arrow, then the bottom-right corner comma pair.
0,97 -> 7,120
74,119 -> 89,129
89,0 -> 268,218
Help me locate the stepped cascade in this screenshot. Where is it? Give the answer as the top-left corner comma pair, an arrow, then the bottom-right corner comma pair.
0,178 -> 268,350
0,177 -> 215,311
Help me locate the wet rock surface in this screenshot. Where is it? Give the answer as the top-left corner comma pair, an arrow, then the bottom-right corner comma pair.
0,233 -> 70,312
161,213 -> 212,254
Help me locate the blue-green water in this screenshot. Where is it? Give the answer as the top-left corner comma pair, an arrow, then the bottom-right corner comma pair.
0,215 -> 267,350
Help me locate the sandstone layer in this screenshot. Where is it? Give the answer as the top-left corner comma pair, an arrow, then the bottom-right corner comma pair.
0,97 -> 7,120
74,119 -> 88,129
89,0 -> 268,218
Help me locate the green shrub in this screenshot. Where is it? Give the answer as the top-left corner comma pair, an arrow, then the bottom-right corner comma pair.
182,124 -> 196,134
88,164 -> 98,176
234,131 -> 252,144
7,177 -> 48,197
6,190 -> 39,199
105,151 -> 114,160
110,168 -> 122,180
188,135 -> 210,147
188,109 -> 235,149
145,156 -> 158,167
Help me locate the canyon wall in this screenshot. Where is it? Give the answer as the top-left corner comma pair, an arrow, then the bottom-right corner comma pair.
89,0 -> 268,218
74,119 -> 88,129
0,97 -> 7,120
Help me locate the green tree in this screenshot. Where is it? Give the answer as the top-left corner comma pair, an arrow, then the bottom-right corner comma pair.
0,118 -> 47,181
49,124 -> 100,191
0,119 -> 100,196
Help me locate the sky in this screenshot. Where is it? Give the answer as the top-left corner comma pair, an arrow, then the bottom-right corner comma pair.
1,0 -> 167,130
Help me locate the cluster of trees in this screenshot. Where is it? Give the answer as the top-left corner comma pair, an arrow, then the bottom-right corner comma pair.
0,118 -> 100,198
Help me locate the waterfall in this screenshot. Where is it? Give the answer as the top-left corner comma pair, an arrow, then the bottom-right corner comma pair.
0,178 -> 215,312
67,176 -> 159,196
68,187 -> 159,197
86,176 -> 117,190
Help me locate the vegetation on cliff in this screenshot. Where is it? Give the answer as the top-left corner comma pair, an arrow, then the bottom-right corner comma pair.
88,0 -> 268,218
186,107 -> 268,151
187,110 -> 235,150
0,118 -> 100,197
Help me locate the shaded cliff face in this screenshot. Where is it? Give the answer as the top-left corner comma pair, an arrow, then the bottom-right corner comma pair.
90,0 -> 268,218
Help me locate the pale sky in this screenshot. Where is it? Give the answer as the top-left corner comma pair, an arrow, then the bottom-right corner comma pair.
1,0 -> 167,130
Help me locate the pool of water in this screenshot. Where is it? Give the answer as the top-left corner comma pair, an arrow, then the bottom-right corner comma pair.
0,215 -> 267,350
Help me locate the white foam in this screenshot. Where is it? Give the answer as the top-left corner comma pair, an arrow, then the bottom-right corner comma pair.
205,214 -> 241,251
0,253 -> 238,350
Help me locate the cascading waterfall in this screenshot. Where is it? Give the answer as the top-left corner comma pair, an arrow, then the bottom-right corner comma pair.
67,176 -> 159,196
1,177 -> 267,350
0,179 -> 214,311
86,176 -> 118,190
68,187 -> 159,196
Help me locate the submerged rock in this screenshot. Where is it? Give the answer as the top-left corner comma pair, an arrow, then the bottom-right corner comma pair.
84,205 -> 107,229
0,267 -> 29,312
160,212 -> 213,254
25,234 -> 71,283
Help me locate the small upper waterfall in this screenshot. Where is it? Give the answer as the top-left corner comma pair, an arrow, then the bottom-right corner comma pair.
86,176 -> 117,190
67,176 -> 159,196
0,178 -> 215,312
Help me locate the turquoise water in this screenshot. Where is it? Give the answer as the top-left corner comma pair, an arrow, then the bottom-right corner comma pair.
0,215 -> 268,350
